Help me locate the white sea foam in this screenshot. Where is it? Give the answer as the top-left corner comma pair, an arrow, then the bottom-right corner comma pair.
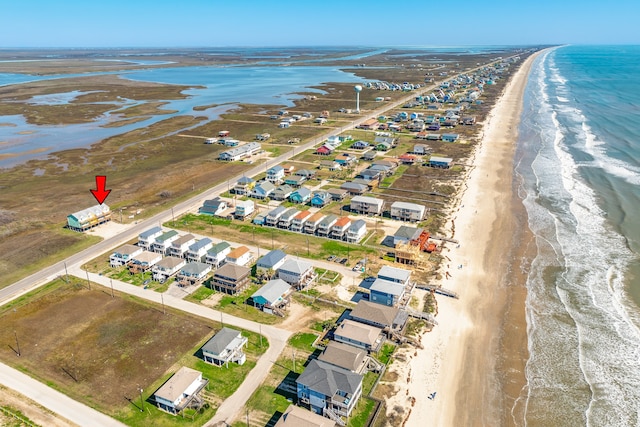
520,48 -> 640,426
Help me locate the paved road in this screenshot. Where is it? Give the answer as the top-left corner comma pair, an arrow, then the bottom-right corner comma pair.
0,362 -> 126,427
69,266 -> 291,427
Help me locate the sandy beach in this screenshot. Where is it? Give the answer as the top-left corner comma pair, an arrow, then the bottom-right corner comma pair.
381,51 -> 543,426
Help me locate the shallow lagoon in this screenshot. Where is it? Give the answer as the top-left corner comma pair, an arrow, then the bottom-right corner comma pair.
0,65 -> 369,167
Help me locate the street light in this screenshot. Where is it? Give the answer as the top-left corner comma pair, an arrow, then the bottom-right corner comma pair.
139,388 -> 144,412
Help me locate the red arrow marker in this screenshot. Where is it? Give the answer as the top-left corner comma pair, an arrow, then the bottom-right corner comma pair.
90,175 -> 111,204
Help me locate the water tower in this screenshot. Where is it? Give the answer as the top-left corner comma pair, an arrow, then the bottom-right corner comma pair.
354,85 -> 363,113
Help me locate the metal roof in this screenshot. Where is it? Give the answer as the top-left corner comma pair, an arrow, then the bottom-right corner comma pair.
201,327 -> 242,356
370,278 -> 405,297
180,262 -> 211,275
251,279 -> 291,305
377,265 -> 411,283
139,226 -> 162,239
256,250 -> 287,269
189,238 -> 213,252
278,258 -> 313,275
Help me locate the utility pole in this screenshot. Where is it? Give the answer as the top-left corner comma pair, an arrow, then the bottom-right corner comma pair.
292,348 -> 296,372
139,387 -> 144,412
64,262 -> 69,283
85,270 -> 91,290
14,331 -> 20,357
259,324 -> 263,348
110,279 -> 114,298
161,293 -> 166,315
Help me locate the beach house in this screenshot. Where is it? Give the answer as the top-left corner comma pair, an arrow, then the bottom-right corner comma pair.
333,319 -> 384,352
345,219 -> 367,243
248,278 -> 293,315
185,238 -> 213,263
327,188 -> 348,201
350,140 -> 369,150
369,278 -> 406,307
316,214 -> 338,237
278,208 -> 299,229
290,210 -> 313,233
66,204 -> 112,232
209,263 -> 251,294
284,174 -> 307,188
330,217 -> 352,240
277,258 -> 315,289
109,244 -> 143,268
427,156 -> 453,169
377,265 -> 411,286
234,200 -> 255,221
296,359 -> 363,419
390,201 -> 426,222
318,341 -> 368,374
152,256 -> 186,283
225,246 -> 252,266
266,165 -> 285,184
233,176 -> 255,195
250,181 -> 275,200
349,300 -> 408,331
340,182 -> 368,196
265,206 -> 287,227
271,185 -> 294,201
176,262 -> 212,286
199,198 -> 228,216
151,230 -> 180,255
201,327 -> 248,367
256,249 -> 287,278
303,212 -> 326,234
138,226 -> 163,250
310,191 -> 331,208
128,251 -> 162,274
167,234 -> 196,258
350,196 -> 384,216
393,226 -> 423,246
154,367 -> 208,415
289,187 -> 312,204
205,241 -> 231,267
275,404 -> 337,427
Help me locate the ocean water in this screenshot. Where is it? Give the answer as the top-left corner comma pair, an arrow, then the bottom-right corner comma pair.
515,46 -> 640,426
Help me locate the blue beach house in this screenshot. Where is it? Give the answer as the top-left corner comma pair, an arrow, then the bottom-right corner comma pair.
289,187 -> 312,204
296,359 -> 363,419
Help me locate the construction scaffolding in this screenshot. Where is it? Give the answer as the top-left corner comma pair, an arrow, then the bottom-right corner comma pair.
394,241 -> 428,270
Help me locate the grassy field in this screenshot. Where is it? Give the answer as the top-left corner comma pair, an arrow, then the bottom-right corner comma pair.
0,276 -> 268,426
166,213 -> 377,265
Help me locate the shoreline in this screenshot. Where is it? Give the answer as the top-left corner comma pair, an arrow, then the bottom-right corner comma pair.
395,51 -> 543,426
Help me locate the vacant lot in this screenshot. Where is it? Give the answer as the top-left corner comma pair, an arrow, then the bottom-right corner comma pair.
0,278 -> 215,416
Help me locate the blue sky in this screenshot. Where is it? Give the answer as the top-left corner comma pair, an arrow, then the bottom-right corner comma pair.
3,0 -> 639,47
